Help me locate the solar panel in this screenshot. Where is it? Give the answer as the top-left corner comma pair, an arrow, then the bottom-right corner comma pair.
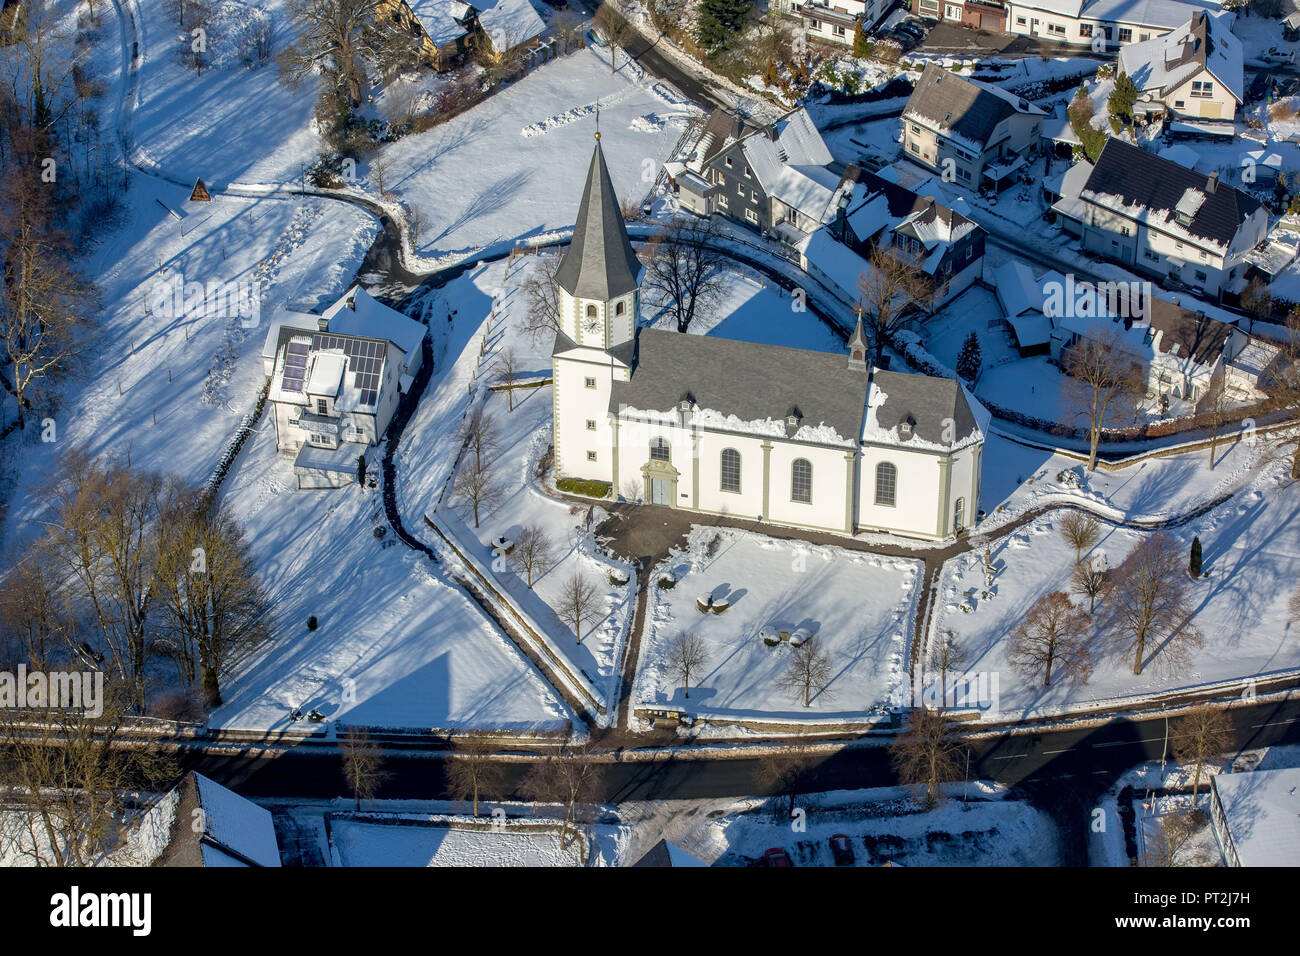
280,339 -> 310,393
310,334 -> 385,408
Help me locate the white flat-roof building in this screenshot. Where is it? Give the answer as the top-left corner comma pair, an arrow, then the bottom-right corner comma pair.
1004,0 -> 1226,48
1209,766 -> 1300,867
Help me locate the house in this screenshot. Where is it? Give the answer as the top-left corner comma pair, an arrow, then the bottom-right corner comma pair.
632,838 -> 708,867
153,773 -> 281,867
996,261 -> 1258,403
1075,138 -> 1268,298
262,286 -> 426,489
1045,158 -> 1093,235
378,0 -> 544,69
804,169 -> 986,312
379,0 -> 478,68
1003,0 -> 1227,48
1209,767 -> 1300,867
1117,11 -> 1243,121
799,0 -> 891,45
915,1 -> 1009,31
554,134 -> 988,541
669,107 -> 851,248
901,65 -> 1046,192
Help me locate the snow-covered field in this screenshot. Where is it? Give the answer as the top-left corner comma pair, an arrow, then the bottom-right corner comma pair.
209,422 -> 573,733
0,180 -> 376,550
933,460 -> 1300,720
635,526 -> 920,722
377,47 -> 698,259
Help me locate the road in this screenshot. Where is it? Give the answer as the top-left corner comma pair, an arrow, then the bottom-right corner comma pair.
182,695 -> 1300,861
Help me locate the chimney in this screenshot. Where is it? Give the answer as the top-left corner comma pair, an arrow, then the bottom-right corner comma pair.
317,315 -> 329,332
1207,171 -> 1218,193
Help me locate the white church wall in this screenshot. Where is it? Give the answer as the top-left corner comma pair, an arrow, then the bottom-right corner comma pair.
766,441 -> 853,532
856,445 -> 944,538
695,431 -> 768,520
553,352 -> 617,483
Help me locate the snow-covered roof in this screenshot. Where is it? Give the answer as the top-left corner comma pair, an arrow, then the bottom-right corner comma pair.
994,259 -> 1043,317
903,65 -> 1045,156
475,0 -> 546,49
1212,767 -> 1300,867
861,370 -> 989,453
305,350 -> 347,397
1117,10 -> 1242,104
739,109 -> 842,223
1040,114 -> 1081,145
1079,0 -> 1225,30
158,773 -> 280,867
321,285 -> 426,368
1157,143 -> 1202,169
407,0 -> 475,46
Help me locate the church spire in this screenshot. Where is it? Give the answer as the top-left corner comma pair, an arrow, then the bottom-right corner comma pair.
555,136 -> 643,302
848,306 -> 868,370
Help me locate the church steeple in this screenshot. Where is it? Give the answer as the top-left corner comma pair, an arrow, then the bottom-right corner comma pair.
555,137 -> 643,302
848,307 -> 868,370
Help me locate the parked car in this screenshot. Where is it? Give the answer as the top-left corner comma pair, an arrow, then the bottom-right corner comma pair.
829,834 -> 855,866
897,19 -> 927,39
763,848 -> 793,867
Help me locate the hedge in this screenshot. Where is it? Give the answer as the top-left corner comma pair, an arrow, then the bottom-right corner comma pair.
556,477 -> 611,498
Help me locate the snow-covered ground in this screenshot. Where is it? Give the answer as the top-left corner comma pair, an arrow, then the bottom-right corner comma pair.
331,818 -> 601,866
209,420 -> 574,733
0,180 -> 376,551
635,526 -> 920,723
700,783 -> 1064,866
376,47 -> 698,259
933,459 -> 1300,721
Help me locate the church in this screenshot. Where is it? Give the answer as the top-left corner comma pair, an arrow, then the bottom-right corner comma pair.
550,135 -> 989,542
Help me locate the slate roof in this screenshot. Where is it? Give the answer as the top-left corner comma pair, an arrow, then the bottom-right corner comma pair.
1146,297 -> 1234,365
864,369 -> 988,451
1080,138 -> 1261,250
611,329 -> 870,446
1118,10 -> 1243,103
903,65 -> 1044,153
555,140 -> 643,301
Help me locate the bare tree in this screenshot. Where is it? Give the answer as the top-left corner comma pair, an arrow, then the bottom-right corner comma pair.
0,683 -> 172,866
1110,533 -> 1202,676
0,551 -> 71,671
1070,559 -> 1111,614
1240,275 -> 1272,334
777,638 -> 834,707
1290,580 -> 1300,624
278,0 -> 413,106
453,455 -> 501,529
1059,511 -> 1102,565
1140,809 -> 1212,867
446,735 -> 506,818
557,571 -> 600,644
1264,311 -> 1300,480
519,743 -> 604,849
0,171 -> 95,431
341,732 -> 387,810
1203,377 -> 1232,470
521,255 -> 563,343
594,3 -> 638,73
890,707 -> 966,809
496,347 -> 520,411
458,405 -> 499,470
753,743 -> 815,817
1171,706 -> 1233,801
152,488 -> 271,709
665,631 -> 708,699
1063,329 -> 1144,471
642,217 -> 727,332
856,244 -> 934,368
929,630 -> 967,709
509,523 -> 556,589
1008,591 -> 1093,687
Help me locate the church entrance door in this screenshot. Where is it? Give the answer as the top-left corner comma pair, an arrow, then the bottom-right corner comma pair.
650,478 -> 670,506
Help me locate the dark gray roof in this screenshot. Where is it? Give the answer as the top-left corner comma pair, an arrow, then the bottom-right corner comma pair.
1082,138 -> 1262,249
552,326 -> 636,367
555,140 -> 643,301
611,329 -> 868,445
867,369 -> 984,449
903,64 -> 1032,148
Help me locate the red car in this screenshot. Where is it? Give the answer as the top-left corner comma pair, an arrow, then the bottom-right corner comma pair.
829,834 -> 855,866
763,848 -> 793,867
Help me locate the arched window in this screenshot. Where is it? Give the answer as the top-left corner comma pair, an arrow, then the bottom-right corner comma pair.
650,437 -> 671,462
586,304 -> 598,317
953,496 -> 965,531
720,449 -> 741,492
615,301 -> 625,316
791,458 -> 812,503
875,462 -> 897,507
